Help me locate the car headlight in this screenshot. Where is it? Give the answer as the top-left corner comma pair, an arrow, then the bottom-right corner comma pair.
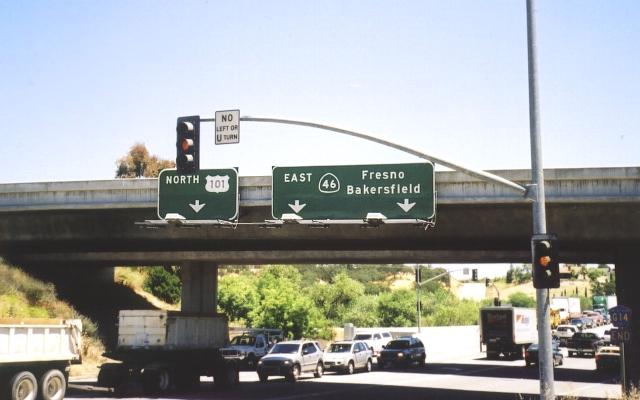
283,360 -> 291,365
397,352 -> 404,357
257,360 -> 263,365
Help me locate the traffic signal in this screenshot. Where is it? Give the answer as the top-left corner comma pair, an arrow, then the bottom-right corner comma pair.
532,233 -> 560,289
472,269 -> 478,281
176,115 -> 200,174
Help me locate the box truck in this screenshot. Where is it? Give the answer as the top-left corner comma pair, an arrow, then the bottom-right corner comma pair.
480,307 -> 537,360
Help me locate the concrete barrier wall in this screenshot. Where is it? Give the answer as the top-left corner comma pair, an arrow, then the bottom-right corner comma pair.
349,325 -> 482,362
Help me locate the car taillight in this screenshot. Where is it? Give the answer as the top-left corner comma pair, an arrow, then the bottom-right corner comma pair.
525,352 -> 530,357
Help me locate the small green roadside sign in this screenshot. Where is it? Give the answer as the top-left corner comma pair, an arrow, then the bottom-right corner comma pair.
272,162 -> 435,220
158,168 -> 238,221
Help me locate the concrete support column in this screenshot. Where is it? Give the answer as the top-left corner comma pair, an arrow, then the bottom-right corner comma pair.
615,247 -> 640,390
180,262 -> 218,314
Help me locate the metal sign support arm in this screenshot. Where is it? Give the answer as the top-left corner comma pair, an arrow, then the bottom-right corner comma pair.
201,116 -> 528,195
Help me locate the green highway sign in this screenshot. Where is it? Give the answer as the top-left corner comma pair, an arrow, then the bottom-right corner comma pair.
272,162 -> 435,220
158,168 -> 238,221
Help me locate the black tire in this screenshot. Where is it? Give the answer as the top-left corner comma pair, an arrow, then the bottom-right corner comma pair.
215,364 -> 239,388
346,361 -> 355,375
10,371 -> 38,400
258,372 -> 269,383
365,359 -> 372,373
418,354 -> 426,367
287,364 -> 301,382
39,369 -> 66,400
246,353 -> 257,369
142,368 -> 171,395
314,362 -> 324,378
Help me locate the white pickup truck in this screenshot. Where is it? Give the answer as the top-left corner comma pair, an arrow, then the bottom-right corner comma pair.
226,329 -> 284,368
352,331 -> 393,357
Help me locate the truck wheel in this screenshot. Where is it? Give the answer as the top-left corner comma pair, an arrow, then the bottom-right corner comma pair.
346,361 -> 355,375
10,371 -> 38,400
314,362 -> 324,378
215,363 -> 239,388
287,365 -> 301,382
258,372 -> 269,383
40,369 -> 66,400
365,359 -> 372,372
246,353 -> 257,369
142,368 -> 171,395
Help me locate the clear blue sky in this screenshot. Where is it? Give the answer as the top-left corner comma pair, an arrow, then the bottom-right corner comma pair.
1,0 -> 638,184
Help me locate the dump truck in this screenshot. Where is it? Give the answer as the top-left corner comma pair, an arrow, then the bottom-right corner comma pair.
97,310 -> 240,396
480,307 -> 537,360
0,318 -> 82,400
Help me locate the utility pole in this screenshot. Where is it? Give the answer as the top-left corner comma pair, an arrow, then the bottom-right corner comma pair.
526,0 -> 555,398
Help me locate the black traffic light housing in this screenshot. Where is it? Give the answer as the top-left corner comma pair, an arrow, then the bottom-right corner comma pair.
176,115 -> 200,174
472,269 -> 478,281
532,233 -> 560,289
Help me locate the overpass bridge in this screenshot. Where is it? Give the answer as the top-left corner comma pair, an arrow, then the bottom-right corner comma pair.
1,166 -> 639,384
0,167 -> 638,265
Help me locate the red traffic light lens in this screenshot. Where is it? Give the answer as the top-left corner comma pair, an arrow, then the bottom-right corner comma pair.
181,138 -> 193,152
539,255 -> 552,267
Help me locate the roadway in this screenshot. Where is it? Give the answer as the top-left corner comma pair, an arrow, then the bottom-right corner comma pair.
67,347 -> 621,399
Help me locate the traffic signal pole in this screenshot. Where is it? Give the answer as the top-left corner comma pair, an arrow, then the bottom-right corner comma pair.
526,0 -> 555,398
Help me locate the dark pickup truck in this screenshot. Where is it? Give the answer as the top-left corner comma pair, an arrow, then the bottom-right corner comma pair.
567,332 -> 604,357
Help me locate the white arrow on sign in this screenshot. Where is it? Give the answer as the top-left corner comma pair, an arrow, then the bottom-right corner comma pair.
288,200 -> 306,214
397,199 -> 416,213
189,200 -> 206,213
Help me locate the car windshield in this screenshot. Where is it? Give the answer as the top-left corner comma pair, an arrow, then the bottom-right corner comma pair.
386,340 -> 410,349
528,344 -> 539,351
354,334 -> 372,340
230,335 -> 256,346
270,343 -> 300,354
571,319 -> 582,324
327,343 -> 352,353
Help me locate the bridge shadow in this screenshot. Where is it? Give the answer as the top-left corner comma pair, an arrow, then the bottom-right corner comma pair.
375,361 -> 619,384
67,376 -> 616,400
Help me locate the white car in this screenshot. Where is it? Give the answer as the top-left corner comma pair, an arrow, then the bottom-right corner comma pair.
353,331 -> 392,357
323,340 -> 373,374
554,325 -> 579,346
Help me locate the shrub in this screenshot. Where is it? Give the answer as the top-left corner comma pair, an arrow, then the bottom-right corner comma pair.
144,266 -> 182,304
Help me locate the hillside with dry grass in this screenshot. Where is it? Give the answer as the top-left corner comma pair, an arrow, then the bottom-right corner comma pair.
0,259 -> 107,376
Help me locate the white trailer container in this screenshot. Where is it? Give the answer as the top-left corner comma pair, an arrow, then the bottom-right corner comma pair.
551,297 -> 582,319
480,307 -> 537,359
0,318 -> 82,400
98,310 -> 240,396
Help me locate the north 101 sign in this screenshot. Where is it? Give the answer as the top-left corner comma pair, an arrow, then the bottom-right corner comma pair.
272,162 -> 435,220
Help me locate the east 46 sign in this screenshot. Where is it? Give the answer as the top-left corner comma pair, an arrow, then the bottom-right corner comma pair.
158,168 -> 238,221
272,162 -> 435,220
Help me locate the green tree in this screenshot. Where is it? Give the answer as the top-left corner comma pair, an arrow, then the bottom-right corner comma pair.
309,271 -> 364,322
250,265 -> 329,339
144,266 -> 181,304
115,142 -> 174,178
377,289 -> 416,327
340,295 -> 381,327
218,273 -> 259,324
506,292 -> 536,308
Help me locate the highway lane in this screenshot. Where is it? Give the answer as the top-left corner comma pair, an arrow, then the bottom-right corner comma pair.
67,350 -> 621,400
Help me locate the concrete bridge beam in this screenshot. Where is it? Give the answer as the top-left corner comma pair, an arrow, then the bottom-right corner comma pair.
180,262 -> 218,314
